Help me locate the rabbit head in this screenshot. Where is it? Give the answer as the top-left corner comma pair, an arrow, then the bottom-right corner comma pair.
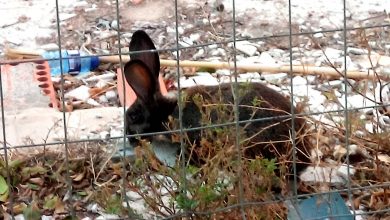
124,30 -> 176,143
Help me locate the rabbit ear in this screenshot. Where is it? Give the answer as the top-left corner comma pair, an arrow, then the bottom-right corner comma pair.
129,30 -> 160,79
124,60 -> 158,102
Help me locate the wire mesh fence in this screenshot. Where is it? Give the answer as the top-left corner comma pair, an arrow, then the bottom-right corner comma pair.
0,0 -> 390,219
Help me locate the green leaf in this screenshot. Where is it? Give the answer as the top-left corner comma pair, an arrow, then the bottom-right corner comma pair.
21,166 -> 47,177
106,195 -> 122,214
0,192 -> 9,202
77,191 -> 88,196
23,205 -> 41,220
175,193 -> 198,210
0,175 -> 9,202
9,159 -> 23,169
0,175 -> 8,194
198,185 -> 218,203
27,183 -> 40,191
43,195 -> 58,210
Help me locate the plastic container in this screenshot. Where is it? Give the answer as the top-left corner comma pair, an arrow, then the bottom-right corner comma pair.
42,50 -> 100,76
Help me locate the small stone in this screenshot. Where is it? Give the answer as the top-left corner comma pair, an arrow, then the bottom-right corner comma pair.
239,72 -> 261,82
300,166 -> 346,185
178,77 -> 196,88
328,80 -> 343,87
87,203 -> 100,213
86,72 -> 116,82
40,43 -> 59,51
178,40 -> 189,47
337,164 -> 356,179
347,47 -> 368,55
208,44 -> 218,49
210,48 -> 226,57
380,66 -> 390,75
262,73 -> 288,83
335,56 -> 359,70
110,129 -> 122,138
182,36 -> 194,46
235,41 -> 258,56
215,69 -> 231,76
291,47 -> 300,53
189,33 -> 201,42
96,214 -> 120,220
13,214 -> 25,220
311,50 -> 324,57
123,200 -> 148,217
88,133 -> 100,140
338,94 -> 376,109
80,135 -> 89,140
292,76 -> 307,86
192,48 -> 205,59
166,26 -> 184,36
306,75 -> 317,84
333,32 -> 341,39
105,90 -> 117,101
315,60 -> 322,67
126,190 -> 143,201
65,85 -> 90,101
51,77 -> 61,83
172,50 -> 181,59
258,51 -> 276,64
96,18 -> 110,29
313,32 -> 324,38
59,13 -> 76,21
296,18 -> 305,25
378,154 -> 390,164
192,74 -> 219,86
99,95 -> 108,103
87,98 -> 101,106
111,20 -> 118,30
100,131 -> 110,140
324,48 -> 343,59
300,57 -> 316,64
95,79 -> 108,88
268,48 -> 285,58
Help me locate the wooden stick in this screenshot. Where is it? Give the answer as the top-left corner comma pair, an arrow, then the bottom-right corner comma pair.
5,48 -> 388,80
101,55 -> 385,80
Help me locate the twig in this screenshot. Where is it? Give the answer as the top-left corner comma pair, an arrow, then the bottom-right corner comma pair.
90,85 -> 117,99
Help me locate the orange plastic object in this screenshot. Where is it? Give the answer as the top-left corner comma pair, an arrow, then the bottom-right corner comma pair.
0,62 -> 59,110
116,67 -> 168,107
33,61 -> 60,109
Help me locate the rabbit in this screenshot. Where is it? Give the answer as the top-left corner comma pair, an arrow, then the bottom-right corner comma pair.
124,30 -> 312,176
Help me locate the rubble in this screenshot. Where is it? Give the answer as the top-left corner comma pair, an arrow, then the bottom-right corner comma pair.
1,0 -> 390,219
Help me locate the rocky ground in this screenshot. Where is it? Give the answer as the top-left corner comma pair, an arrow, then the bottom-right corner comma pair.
1,0 -> 390,219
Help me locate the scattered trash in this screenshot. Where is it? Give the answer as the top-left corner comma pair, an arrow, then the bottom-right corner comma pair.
287,192 -> 353,220
0,0 -> 389,219
42,50 -> 100,76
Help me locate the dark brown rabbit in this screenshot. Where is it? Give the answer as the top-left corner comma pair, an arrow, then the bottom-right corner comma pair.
124,30 -> 312,175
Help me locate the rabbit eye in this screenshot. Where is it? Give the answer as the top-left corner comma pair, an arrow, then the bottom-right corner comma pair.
129,114 -> 137,121
129,113 -> 142,123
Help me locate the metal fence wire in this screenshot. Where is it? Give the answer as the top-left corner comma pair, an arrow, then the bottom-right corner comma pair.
0,0 -> 390,219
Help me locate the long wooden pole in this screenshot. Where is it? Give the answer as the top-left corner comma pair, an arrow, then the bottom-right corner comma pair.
100,55 -> 383,80
5,48 -> 387,80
